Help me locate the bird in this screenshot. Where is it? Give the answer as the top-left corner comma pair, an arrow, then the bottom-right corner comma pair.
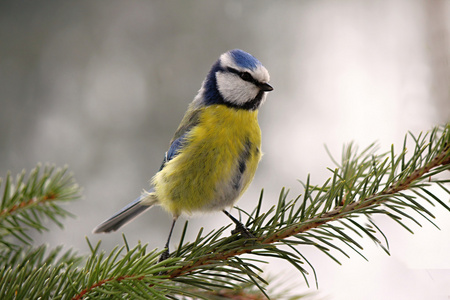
93,49 -> 273,260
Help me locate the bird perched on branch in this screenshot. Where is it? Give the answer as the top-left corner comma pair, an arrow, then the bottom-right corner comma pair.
93,49 -> 273,260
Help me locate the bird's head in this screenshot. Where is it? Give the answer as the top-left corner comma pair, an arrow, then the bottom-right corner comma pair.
199,49 -> 273,110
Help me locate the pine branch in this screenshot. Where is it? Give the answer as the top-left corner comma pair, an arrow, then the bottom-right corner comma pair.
70,237 -> 309,300
0,164 -> 83,299
2,124 -> 449,299
73,124 -> 450,299
161,125 -> 450,282
0,164 -> 80,247
0,245 -> 83,299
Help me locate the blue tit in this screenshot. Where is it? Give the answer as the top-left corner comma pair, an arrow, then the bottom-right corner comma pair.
93,49 -> 273,260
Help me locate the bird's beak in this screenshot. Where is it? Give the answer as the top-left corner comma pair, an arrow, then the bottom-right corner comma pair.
258,82 -> 273,92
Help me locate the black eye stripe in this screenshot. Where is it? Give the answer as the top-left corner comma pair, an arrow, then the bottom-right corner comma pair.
227,67 -> 239,74
226,67 -> 256,84
240,72 -> 253,81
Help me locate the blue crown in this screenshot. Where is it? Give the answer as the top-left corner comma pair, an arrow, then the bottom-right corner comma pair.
229,49 -> 261,70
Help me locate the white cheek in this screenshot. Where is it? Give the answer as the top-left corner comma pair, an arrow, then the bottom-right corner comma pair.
216,72 -> 259,105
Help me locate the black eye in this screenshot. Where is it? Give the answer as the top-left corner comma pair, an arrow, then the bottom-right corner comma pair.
239,72 -> 253,82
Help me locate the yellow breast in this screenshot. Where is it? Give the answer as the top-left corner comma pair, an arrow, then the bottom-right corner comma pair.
152,105 -> 262,216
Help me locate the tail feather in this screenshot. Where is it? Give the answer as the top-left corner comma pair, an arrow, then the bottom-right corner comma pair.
93,193 -> 157,233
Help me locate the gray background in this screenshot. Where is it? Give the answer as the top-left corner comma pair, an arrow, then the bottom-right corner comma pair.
1,1 -> 449,299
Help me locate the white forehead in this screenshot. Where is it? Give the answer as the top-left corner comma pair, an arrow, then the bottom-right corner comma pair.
219,51 -> 270,83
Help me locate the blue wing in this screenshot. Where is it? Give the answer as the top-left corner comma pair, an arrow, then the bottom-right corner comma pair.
167,135 -> 186,161
159,133 -> 188,171
158,106 -> 202,171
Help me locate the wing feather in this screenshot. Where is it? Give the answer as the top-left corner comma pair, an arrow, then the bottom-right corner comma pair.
158,105 -> 203,170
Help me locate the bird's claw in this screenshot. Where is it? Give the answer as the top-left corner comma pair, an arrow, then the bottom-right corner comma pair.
231,223 -> 256,239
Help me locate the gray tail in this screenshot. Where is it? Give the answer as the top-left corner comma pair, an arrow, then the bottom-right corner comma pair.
92,193 -> 156,233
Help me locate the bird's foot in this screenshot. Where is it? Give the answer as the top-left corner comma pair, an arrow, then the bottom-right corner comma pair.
158,248 -> 170,263
231,223 -> 256,239
157,248 -> 171,276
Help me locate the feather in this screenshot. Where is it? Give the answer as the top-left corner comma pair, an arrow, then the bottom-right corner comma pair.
92,193 -> 157,233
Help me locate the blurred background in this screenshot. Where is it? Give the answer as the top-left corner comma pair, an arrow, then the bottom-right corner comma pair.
1,0 -> 449,299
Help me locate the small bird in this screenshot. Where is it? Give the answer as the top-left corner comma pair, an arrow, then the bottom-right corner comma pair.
93,49 -> 273,260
